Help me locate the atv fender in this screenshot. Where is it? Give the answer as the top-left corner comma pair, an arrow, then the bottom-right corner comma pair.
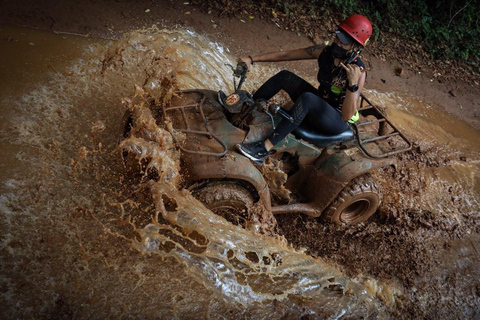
310,147 -> 395,214
272,146 -> 396,217
183,152 -> 272,211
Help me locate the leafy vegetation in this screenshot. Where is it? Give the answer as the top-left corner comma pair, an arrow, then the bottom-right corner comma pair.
201,0 -> 480,69
315,0 -> 480,64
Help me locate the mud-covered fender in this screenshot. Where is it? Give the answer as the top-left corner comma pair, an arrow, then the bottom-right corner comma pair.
182,152 -> 272,211
306,146 -> 396,215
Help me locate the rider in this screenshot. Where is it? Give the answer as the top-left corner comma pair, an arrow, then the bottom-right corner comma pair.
236,14 -> 372,164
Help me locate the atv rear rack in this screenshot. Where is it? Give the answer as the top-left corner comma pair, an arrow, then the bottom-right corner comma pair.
163,90 -> 227,157
353,94 -> 412,158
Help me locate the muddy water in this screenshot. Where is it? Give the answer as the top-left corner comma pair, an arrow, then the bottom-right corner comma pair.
0,25 -> 384,319
367,90 -> 480,197
0,24 -> 479,319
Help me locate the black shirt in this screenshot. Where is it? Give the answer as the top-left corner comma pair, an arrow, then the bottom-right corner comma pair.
316,46 -> 366,109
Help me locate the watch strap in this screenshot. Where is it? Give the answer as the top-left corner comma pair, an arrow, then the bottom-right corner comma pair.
347,84 -> 358,92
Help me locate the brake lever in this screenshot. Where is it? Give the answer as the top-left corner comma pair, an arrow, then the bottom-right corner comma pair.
264,110 -> 276,129
225,63 -> 235,72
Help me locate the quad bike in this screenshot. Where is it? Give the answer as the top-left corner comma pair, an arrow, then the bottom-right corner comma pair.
120,62 -> 411,227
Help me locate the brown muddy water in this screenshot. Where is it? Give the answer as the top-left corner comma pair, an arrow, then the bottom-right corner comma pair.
1,24 -> 479,319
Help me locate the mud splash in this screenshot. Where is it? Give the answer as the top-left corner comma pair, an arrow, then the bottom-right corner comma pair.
1,26 -> 390,319
120,86 -> 374,308
278,91 -> 480,318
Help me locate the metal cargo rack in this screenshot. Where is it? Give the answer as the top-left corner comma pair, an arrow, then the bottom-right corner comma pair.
163,90 -> 227,157
352,94 -> 413,158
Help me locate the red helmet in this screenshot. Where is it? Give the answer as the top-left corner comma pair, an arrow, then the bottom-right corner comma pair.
338,14 -> 372,47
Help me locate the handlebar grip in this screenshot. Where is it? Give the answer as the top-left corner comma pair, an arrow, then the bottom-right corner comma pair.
234,62 -> 248,77
279,109 -> 294,122
272,105 -> 294,123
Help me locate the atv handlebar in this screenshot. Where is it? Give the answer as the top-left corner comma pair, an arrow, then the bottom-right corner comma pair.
234,62 -> 248,77
225,62 -> 294,128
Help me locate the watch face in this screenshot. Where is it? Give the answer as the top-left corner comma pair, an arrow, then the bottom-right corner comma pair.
348,84 -> 358,92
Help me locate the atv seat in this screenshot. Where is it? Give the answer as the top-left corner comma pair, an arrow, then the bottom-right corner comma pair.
293,121 -> 354,148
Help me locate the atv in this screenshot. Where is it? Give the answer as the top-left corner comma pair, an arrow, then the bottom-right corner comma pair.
120,62 -> 411,228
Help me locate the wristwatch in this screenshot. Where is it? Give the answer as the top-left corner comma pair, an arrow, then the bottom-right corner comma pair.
347,84 -> 359,92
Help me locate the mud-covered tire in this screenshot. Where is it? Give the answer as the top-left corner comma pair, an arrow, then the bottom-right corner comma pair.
322,173 -> 381,224
191,181 -> 254,227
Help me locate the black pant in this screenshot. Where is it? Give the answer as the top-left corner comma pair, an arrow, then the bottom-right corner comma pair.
253,70 -> 349,146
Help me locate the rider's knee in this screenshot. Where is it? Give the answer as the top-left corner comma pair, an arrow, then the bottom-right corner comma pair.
276,70 -> 294,78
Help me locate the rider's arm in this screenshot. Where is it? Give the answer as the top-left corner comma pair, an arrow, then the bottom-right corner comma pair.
340,63 -> 366,121
242,44 -> 325,68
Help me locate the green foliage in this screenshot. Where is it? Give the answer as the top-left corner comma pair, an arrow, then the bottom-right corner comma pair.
274,0 -> 480,64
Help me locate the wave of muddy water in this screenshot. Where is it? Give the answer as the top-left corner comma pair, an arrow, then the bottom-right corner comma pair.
1,25 -> 479,319
1,25 -> 386,319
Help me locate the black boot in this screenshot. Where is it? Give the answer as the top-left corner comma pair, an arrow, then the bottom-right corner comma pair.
236,141 -> 270,164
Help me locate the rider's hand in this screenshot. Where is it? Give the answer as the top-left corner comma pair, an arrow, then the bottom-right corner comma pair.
239,57 -> 252,70
340,62 -> 365,85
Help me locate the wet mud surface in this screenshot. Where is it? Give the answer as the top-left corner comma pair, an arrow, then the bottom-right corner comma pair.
0,27 -> 391,319
278,139 -> 480,318
1,1 -> 480,319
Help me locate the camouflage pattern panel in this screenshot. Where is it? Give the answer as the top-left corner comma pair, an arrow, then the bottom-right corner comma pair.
182,151 -> 272,210
272,134 -> 322,165
302,143 -> 396,212
243,110 -> 275,144
205,115 -> 246,150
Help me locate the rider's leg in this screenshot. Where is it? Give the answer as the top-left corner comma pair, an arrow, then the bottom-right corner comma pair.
236,92 -> 348,163
252,70 -> 317,102
267,92 -> 349,146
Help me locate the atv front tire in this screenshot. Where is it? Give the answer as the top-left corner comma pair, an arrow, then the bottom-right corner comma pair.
322,173 -> 381,224
191,181 -> 254,227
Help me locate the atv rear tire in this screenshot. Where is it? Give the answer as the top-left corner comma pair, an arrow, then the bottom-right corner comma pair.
191,181 -> 254,227
322,173 -> 381,224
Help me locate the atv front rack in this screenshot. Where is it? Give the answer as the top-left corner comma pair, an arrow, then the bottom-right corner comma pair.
353,94 -> 412,158
163,90 -> 227,157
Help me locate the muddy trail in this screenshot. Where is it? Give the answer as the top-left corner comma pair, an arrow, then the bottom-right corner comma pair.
0,26 -> 391,319
1,13 -> 480,320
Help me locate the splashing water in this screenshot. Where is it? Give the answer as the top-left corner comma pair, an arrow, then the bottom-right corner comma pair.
1,26 -> 391,319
